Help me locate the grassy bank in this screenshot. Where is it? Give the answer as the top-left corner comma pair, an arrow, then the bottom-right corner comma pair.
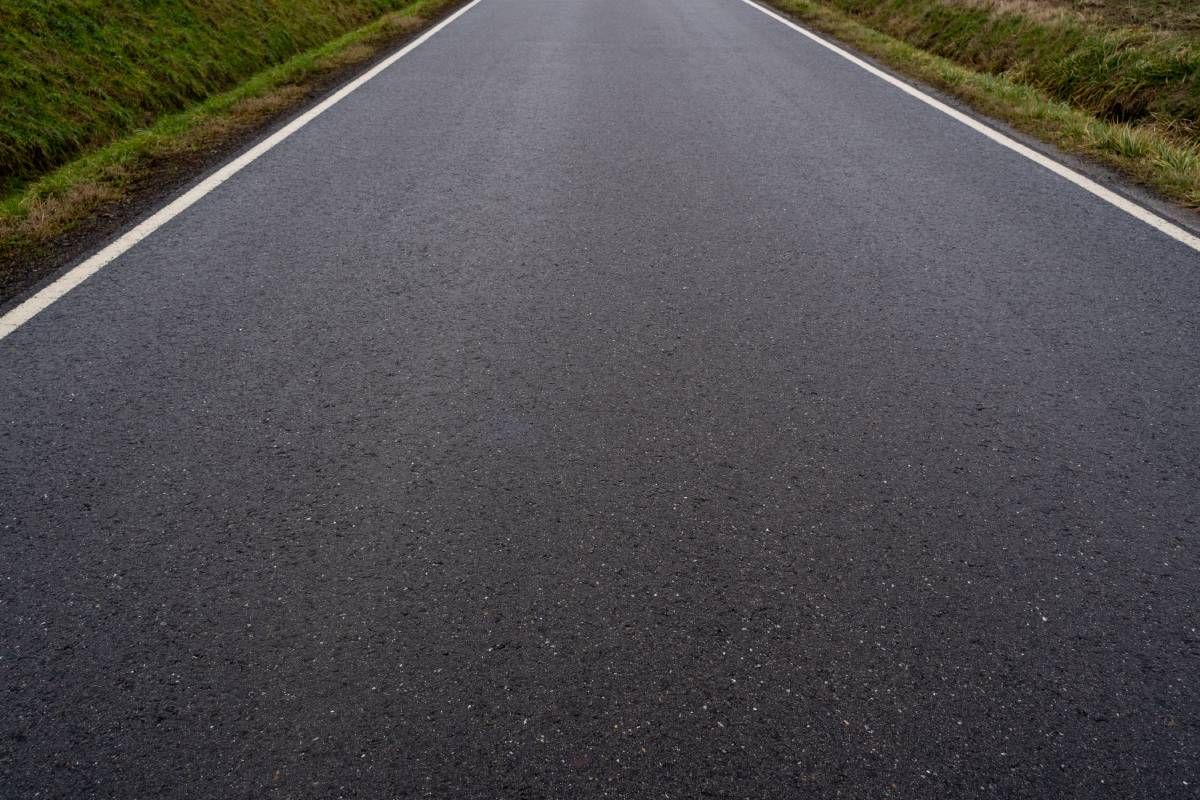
765,0 -> 1200,208
0,0 -> 458,296
815,0 -> 1200,134
0,0 -> 455,191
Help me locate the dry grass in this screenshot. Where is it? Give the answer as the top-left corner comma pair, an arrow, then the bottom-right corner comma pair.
950,0 -> 1100,26
317,14 -> 424,69
0,182 -> 121,255
1045,0 -> 1200,32
951,0 -> 1200,31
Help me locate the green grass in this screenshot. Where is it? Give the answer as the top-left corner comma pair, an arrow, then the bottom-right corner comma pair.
811,0 -> 1200,137
765,0 -> 1200,208
0,0 -> 454,194
0,0 -> 457,293
3,0 -> 1198,296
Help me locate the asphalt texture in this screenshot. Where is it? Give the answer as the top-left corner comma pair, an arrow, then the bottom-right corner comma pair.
2,0 -> 1199,796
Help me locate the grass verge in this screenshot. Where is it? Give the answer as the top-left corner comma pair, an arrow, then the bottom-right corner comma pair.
763,0 -> 1200,212
0,0 -> 460,300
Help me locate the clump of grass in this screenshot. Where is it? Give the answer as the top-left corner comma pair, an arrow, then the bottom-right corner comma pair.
1152,139 -> 1200,173
768,0 -> 1200,208
1087,123 -> 1153,159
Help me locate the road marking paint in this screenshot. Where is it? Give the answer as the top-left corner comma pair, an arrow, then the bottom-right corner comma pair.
736,0 -> 1200,254
0,0 -> 487,342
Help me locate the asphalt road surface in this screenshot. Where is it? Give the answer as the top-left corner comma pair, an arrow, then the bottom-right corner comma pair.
2,0 -> 1199,796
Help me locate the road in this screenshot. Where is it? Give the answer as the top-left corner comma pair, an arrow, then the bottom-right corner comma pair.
2,0 -> 1198,796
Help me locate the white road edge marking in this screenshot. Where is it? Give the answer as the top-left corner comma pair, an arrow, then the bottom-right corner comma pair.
3,0 -> 1195,343
0,0 -> 487,342
737,0 -> 1200,255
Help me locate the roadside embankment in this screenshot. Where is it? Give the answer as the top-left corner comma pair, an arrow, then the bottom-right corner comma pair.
0,0 -> 462,298
765,0 -> 1200,210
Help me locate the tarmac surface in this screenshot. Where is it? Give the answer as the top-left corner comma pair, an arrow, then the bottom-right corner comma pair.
2,0 -> 1198,796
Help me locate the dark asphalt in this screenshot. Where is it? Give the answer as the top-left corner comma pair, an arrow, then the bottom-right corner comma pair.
3,0 -> 1199,796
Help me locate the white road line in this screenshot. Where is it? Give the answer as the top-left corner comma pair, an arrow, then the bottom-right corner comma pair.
4,0 -> 1195,343
0,0 -> 487,342
737,0 -> 1200,255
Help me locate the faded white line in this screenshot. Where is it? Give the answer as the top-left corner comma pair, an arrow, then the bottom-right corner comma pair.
0,0 -> 487,342
737,0 -> 1200,254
